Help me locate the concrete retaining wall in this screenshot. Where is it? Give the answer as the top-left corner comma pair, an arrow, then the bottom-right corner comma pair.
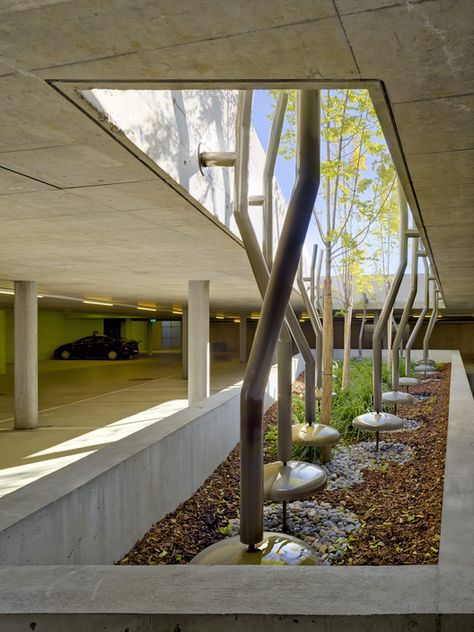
0,354 -> 305,565
0,351 -> 472,629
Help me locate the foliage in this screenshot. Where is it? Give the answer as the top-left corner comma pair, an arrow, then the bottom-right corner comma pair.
265,358 -> 397,460
269,88 -> 398,392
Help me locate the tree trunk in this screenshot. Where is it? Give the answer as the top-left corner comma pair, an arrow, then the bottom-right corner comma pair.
342,301 -> 353,389
320,276 -> 333,463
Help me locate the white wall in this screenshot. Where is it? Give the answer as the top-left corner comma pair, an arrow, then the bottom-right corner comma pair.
83,89 -> 288,255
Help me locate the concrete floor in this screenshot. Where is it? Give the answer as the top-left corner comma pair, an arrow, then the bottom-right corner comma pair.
0,353 -> 245,497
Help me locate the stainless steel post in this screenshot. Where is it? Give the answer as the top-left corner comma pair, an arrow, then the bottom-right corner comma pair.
234,94 -> 316,426
373,180 -> 408,413
405,253 -> 429,376
297,254 -> 323,392
423,288 -> 439,362
277,324 -> 293,463
239,89 -> 320,546
263,92 -> 287,266
392,236 -> 419,389
314,248 -> 323,389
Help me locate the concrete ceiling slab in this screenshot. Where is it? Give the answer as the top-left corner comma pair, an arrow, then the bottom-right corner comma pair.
340,1 -> 474,103
0,167 -> 54,194
394,95 -> 474,155
0,0 -> 472,313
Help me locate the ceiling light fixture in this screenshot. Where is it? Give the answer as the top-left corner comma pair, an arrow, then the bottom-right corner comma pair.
83,300 -> 114,307
0,289 -> 14,295
137,306 -> 157,312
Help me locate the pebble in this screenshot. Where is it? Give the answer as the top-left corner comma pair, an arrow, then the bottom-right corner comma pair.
228,500 -> 362,566
321,441 -> 414,491
226,441 -> 414,565
391,418 -> 423,432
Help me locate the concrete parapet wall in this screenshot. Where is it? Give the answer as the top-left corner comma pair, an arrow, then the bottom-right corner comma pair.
0,351 -> 472,629
0,355 -> 305,565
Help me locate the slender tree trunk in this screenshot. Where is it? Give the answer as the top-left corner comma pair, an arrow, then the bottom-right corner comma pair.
342,300 -> 353,388
320,243 -> 333,462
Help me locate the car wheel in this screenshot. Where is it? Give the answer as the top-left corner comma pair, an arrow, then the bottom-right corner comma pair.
107,350 -> 118,360
61,350 -> 71,360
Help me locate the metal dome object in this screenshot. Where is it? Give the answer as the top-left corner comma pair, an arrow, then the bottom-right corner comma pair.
399,376 -> 420,389
191,532 -> 318,565
264,460 -> 327,502
264,460 -> 327,532
291,423 -> 340,447
416,358 -> 436,365
382,390 -> 416,415
414,364 -> 437,378
353,411 -> 403,451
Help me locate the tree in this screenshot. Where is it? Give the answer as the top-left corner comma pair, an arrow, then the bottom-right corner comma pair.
270,88 -> 396,420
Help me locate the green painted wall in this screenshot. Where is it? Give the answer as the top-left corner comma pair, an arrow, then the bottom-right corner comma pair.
38,311 -> 67,360
64,318 -> 103,344
131,321 -> 147,353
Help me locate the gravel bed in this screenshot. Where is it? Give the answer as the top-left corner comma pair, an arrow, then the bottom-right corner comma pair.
228,501 -> 361,565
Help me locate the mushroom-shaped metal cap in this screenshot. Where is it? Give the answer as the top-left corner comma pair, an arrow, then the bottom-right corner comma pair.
352,411 -> 403,432
291,423 -> 340,447
399,377 -> 421,387
382,390 -> 416,404
414,364 -> 437,373
191,532 -> 318,565
263,460 -> 327,502
416,358 -> 436,365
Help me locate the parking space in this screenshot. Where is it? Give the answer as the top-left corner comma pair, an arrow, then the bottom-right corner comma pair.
0,354 -> 245,496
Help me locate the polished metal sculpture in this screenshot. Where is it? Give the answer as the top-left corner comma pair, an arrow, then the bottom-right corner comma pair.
353,181 -> 412,449
382,233 -> 419,412
193,89 -> 323,563
295,253 -> 340,455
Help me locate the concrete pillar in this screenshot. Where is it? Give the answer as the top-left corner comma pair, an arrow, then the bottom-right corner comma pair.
0,310 -> 6,375
14,281 -> 38,430
146,321 -> 154,357
239,315 -> 247,363
182,306 -> 188,379
188,281 -> 209,404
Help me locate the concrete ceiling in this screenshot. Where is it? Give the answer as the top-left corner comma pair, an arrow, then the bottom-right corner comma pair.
0,0 -> 472,314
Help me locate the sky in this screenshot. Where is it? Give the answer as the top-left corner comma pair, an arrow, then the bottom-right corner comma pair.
251,90 -> 323,267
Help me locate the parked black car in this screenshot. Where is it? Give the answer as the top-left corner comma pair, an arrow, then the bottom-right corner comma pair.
54,335 -> 139,360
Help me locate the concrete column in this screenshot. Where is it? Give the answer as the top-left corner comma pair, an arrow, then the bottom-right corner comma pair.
14,281 -> 38,430
188,281 -> 209,404
0,310 -> 6,375
239,315 -> 247,363
146,321 -> 154,357
181,306 -> 188,379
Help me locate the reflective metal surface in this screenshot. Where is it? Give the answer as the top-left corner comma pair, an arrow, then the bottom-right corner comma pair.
191,532 -> 318,565
399,377 -> 421,387
264,460 -> 327,501
353,411 -> 403,432
416,358 -> 436,365
291,423 -> 340,447
382,390 -> 416,404
414,364 -> 437,373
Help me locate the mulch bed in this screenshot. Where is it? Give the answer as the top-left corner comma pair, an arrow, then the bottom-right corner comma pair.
118,364 -> 450,566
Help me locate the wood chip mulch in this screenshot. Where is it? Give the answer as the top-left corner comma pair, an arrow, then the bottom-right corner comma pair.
118,364 -> 450,566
